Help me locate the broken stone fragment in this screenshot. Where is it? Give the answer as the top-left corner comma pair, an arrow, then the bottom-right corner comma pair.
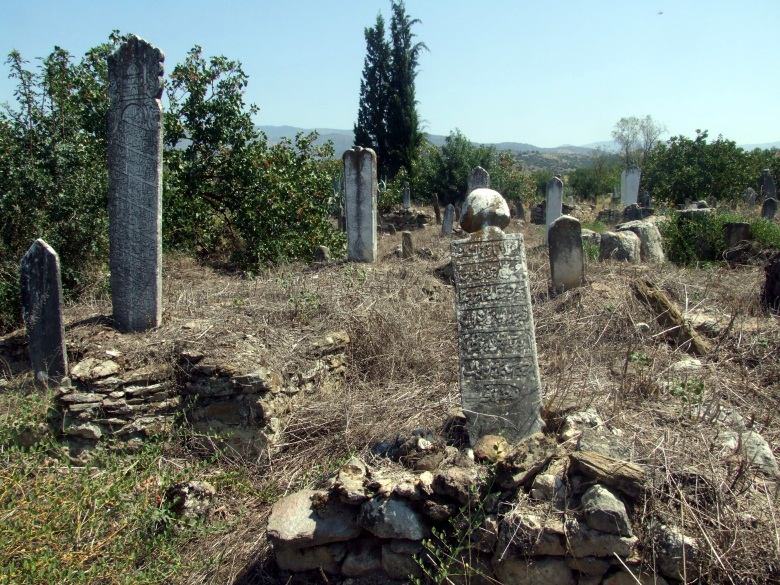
473,434 -> 509,463
496,511 -> 566,556
359,496 -> 429,540
581,484 -> 633,536
163,480 -> 216,520
333,457 -> 369,505
275,542 -> 347,574
565,517 -> 638,558
560,408 -> 604,443
70,358 -> 120,381
652,523 -> 699,581
432,466 -> 483,505
716,429 -> 779,478
267,490 -> 361,548
495,433 -> 558,490
65,423 -> 102,440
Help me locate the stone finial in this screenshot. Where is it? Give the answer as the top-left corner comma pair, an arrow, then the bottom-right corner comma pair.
459,188 -> 510,233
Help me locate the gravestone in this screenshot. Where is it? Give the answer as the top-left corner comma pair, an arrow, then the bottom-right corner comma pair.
724,222 -> 752,248
20,239 -> 68,384
762,198 -> 778,220
760,169 -> 777,201
743,187 -> 758,206
620,166 -> 641,206
545,177 -> 563,238
638,190 -> 651,207
343,147 -> 378,262
401,231 -> 414,259
107,35 -> 164,332
442,204 -> 456,235
467,166 -> 490,194
451,189 -> 543,443
402,182 -> 411,210
548,216 -> 584,292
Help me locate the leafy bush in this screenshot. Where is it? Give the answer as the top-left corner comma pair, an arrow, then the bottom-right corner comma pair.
659,210 -> 780,265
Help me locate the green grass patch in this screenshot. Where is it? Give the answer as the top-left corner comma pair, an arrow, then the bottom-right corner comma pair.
581,220 -> 607,233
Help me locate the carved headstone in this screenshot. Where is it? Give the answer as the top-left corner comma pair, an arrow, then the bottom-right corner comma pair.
467,166 -> 490,194
762,198 -> 778,220
20,239 -> 68,384
451,191 -> 543,443
548,216 -> 585,292
620,167 -> 641,206
545,177 -> 563,238
402,182 -> 411,210
107,35 -> 164,332
760,169 -> 777,201
343,147 -> 378,262
442,204 -> 456,235
724,222 -> 752,248
401,231 -> 414,259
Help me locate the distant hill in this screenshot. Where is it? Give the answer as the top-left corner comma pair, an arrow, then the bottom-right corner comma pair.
257,125 -> 779,171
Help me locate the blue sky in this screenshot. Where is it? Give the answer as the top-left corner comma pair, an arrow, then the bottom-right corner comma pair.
1,0 -> 778,147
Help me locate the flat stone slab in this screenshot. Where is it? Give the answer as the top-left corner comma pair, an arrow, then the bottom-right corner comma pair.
267,489 -> 361,548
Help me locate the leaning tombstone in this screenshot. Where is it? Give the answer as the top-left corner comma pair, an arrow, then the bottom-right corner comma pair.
760,169 -> 777,201
762,198 -> 778,220
20,239 -> 68,384
548,215 -> 585,292
402,182 -> 411,210
452,188 -> 543,443
545,177 -> 563,239
107,35 -> 164,332
401,231 -> 414,259
724,222 -> 752,248
467,166 -> 490,194
442,204 -> 456,235
343,147 -> 378,262
620,166 -> 641,206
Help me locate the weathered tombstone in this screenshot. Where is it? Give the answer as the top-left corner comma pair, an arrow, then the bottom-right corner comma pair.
402,182 -> 411,210
451,188 -> 543,443
724,222 -> 752,248
343,147 -> 378,262
616,220 -> 665,263
548,215 -> 584,292
545,177 -> 563,238
760,169 -> 777,201
401,231 -> 414,259
599,231 -> 641,263
762,198 -> 778,220
20,239 -> 68,384
442,204 -> 456,235
467,166 -> 490,194
620,166 -> 641,206
107,35 -> 164,332
515,198 -> 526,221
743,187 -> 758,206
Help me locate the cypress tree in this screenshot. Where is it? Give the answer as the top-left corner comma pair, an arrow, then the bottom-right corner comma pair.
353,14 -> 390,174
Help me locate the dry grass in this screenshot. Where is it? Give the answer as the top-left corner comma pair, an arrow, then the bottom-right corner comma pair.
1,210 -> 778,584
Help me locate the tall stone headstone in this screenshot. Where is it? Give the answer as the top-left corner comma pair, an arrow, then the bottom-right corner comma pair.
467,166 -> 490,195
762,197 -> 778,220
20,239 -> 68,384
401,231 -> 414,259
620,166 -> 641,206
343,147 -> 378,262
402,182 -> 411,210
107,35 -> 164,332
760,169 -> 777,201
545,177 -> 563,238
451,189 -> 543,443
548,215 -> 585,292
442,204 -> 456,235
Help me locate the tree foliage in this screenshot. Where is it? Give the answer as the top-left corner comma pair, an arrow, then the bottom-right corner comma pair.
612,115 -> 665,167
353,1 -> 426,181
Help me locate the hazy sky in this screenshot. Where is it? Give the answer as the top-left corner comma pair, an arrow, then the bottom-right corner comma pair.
1,0 -> 778,147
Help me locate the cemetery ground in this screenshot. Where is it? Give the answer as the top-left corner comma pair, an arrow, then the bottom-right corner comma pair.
1,214 -> 779,585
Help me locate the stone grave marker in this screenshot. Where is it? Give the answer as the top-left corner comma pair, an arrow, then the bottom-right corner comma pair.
107,35 -> 164,332
545,176 -> 563,238
442,203 -> 456,235
20,239 -> 68,384
401,231 -> 414,259
762,197 -> 778,220
620,166 -> 641,206
548,215 -> 585,292
761,169 -> 777,201
402,182 -> 411,210
343,147 -> 378,262
724,222 -> 752,248
467,166 -> 490,194
451,189 -> 543,443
